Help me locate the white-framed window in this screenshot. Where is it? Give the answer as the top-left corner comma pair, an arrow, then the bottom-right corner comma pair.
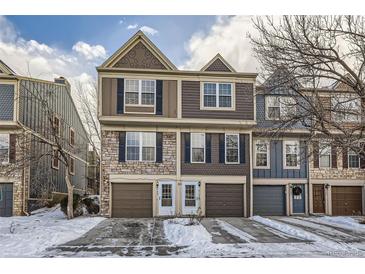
52,148 -> 59,170
265,96 -> 296,120
202,82 -> 234,109
53,115 -> 60,136
319,142 -> 331,168
283,140 -> 300,169
254,140 -> 270,168
348,149 -> 360,169
0,134 -> 10,164
125,79 -> 156,106
191,133 -> 205,163
126,132 -> 156,162
225,133 -> 239,164
331,95 -> 361,122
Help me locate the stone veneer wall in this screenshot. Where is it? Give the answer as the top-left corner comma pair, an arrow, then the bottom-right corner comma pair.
0,132 -> 30,216
100,130 -> 176,216
310,147 -> 365,180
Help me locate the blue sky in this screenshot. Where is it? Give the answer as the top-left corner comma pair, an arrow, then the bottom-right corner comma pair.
6,16 -> 216,67
0,15 -> 258,84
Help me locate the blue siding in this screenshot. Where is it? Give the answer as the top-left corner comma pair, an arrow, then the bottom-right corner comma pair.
0,84 -> 14,120
253,140 -> 308,178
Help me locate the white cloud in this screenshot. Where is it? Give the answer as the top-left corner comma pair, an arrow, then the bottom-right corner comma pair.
139,26 -> 158,36
127,24 -> 138,30
182,16 -> 259,73
118,19 -> 124,25
72,41 -> 106,61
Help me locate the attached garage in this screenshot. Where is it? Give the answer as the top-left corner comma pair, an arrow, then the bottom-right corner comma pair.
205,184 -> 244,217
332,186 -> 363,216
253,185 -> 286,216
111,183 -> 153,218
0,183 -> 13,217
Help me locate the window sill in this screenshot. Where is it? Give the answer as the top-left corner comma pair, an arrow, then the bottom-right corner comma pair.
253,166 -> 271,169
125,104 -> 155,108
200,107 -> 235,111
284,166 -> 301,170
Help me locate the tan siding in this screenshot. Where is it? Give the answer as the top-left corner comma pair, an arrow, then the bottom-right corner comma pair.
181,81 -> 254,120
163,80 -> 177,118
125,106 -> 155,113
102,78 -> 117,116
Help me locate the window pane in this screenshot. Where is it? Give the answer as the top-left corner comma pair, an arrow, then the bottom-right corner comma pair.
142,133 -> 156,146
226,149 -> 239,163
125,80 -> 139,92
204,83 -> 216,94
141,80 -> 155,93
141,93 -> 154,105
226,135 -> 238,148
0,134 -> 9,164
286,154 -> 298,167
191,133 -> 205,148
192,148 -> 204,162
219,96 -> 232,107
126,132 -> 140,146
219,83 -> 231,95
256,153 -> 267,166
320,155 -> 330,168
204,95 -> 216,107
162,184 -> 172,207
185,185 -> 196,207
126,147 -> 139,161
349,152 -> 359,168
268,107 -> 280,119
142,147 -> 155,161
125,92 -> 139,105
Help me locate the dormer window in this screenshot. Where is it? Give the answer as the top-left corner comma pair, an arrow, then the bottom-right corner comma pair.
201,82 -> 234,110
125,79 -> 156,106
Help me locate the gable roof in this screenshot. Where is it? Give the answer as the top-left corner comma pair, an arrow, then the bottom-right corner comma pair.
201,53 -> 236,73
0,60 -> 16,75
100,30 -> 177,70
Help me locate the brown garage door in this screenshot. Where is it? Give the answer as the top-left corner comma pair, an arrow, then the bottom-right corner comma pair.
332,186 -> 363,216
206,184 -> 244,217
112,183 -> 153,218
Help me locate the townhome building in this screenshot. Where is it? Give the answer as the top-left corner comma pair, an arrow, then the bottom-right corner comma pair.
309,82 -> 365,216
252,70 -> 309,216
98,31 -> 256,218
0,60 -> 90,217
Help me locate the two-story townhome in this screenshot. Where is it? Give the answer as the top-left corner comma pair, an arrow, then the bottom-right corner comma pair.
252,70 -> 309,216
309,82 -> 365,216
0,60 -> 90,217
98,31 -> 256,218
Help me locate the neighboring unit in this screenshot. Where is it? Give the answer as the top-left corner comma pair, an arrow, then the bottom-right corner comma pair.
253,70 -> 309,216
98,31 -> 256,218
0,60 -> 90,216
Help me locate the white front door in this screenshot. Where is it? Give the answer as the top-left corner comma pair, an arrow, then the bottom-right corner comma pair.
158,180 -> 176,216
182,181 -> 200,215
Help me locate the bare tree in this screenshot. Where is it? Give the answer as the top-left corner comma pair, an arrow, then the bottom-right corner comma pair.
249,15 -> 365,158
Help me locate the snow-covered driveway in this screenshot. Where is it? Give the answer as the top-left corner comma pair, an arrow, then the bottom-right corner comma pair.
46,215 -> 365,258
0,206 -> 104,257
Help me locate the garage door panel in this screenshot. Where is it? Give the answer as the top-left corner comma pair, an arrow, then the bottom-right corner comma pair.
205,184 -> 244,217
332,186 -> 362,216
253,185 -> 286,216
112,183 -> 153,218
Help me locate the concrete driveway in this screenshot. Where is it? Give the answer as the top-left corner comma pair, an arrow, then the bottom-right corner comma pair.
47,216 -> 365,258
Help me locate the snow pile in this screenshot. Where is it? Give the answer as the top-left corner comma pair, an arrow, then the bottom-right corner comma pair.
316,216 -> 365,233
216,219 -> 257,242
0,206 -> 104,257
163,218 -> 212,246
250,216 -> 320,241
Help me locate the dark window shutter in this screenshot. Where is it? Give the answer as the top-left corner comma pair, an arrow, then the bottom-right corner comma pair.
118,132 -> 126,162
219,133 -> 225,163
239,134 -> 246,164
360,143 -> 365,169
342,147 -> 348,169
313,141 -> 319,168
156,132 -> 163,163
9,134 -> 16,163
156,80 -> 163,115
117,78 -> 124,114
331,145 -> 337,168
184,133 -> 190,163
205,133 -> 211,163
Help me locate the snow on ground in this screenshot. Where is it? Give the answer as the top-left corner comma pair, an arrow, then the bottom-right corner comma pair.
164,217 -> 365,257
0,206 -> 104,257
313,216 -> 365,233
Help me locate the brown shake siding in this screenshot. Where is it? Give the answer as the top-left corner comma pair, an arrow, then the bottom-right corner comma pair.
204,59 -> 232,72
181,133 -> 251,176
181,81 -> 254,120
101,78 -> 177,118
